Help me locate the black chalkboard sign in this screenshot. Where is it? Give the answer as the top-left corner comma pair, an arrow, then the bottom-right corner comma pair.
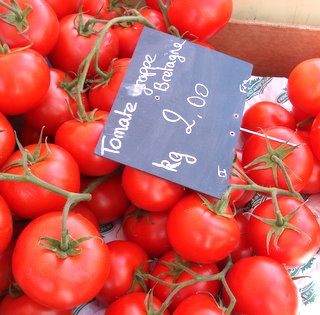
95,27 -> 252,198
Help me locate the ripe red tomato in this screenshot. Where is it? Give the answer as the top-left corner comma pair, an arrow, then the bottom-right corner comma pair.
167,193 -> 240,264
223,256 -> 300,315
0,143 -> 81,219
240,101 -> 296,142
173,293 -> 225,315
0,242 -> 13,297
80,0 -> 125,20
88,58 -> 131,112
144,0 -> 164,11
45,0 -> 77,19
0,48 -> 50,115
113,8 -> 166,58
12,211 -> 110,310
0,0 -> 59,55
19,122 -> 52,146
247,196 -> 320,268
0,112 -> 15,168
48,13 -> 119,78
122,166 -> 187,212
71,203 -> 100,231
0,294 -> 72,315
122,205 -> 172,257
0,196 -> 12,255
310,112 -> 320,161
24,68 -> 89,136
96,240 -> 150,306
150,250 -> 221,311
242,126 -> 314,192
167,0 -> 232,41
105,292 -> 170,315
55,110 -> 121,176
80,173 -> 130,225
287,58 -> 320,116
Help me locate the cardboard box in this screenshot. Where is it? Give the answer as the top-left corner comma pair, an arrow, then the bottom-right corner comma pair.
207,19 -> 320,77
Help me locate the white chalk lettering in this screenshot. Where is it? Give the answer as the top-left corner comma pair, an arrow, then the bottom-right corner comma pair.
162,109 -> 195,134
100,102 -> 137,155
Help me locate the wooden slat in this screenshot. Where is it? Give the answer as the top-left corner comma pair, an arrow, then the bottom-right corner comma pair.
208,19 -> 320,77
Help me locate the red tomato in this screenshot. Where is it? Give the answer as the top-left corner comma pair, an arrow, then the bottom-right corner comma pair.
80,173 -> 130,225
242,126 -> 314,192
240,101 -> 296,142
0,0 -> 59,55
0,143 -> 81,219
0,196 -> 12,255
247,196 -> 320,268
0,48 -> 50,115
173,294 -> 224,315
194,40 -> 216,50
96,240 -> 150,306
296,130 -> 320,194
80,0 -> 125,20
122,166 -> 187,212
168,0 -> 232,41
122,205 -> 172,257
288,58 -> 320,116
45,0 -> 77,19
12,211 -> 110,310
222,256 -> 300,315
0,112 -> 15,168
48,13 -> 119,78
88,58 -> 131,112
291,105 -> 313,131
55,110 -> 121,176
113,8 -> 166,58
233,189 -> 256,209
0,294 -> 72,315
144,0 -> 165,11
0,242 -> 14,297
71,203 -> 100,231
310,111 -> 320,161
19,122 -> 52,146
24,68 -> 89,136
167,193 -> 240,264
105,292 -> 170,315
228,157 -> 248,205
150,250 -> 220,311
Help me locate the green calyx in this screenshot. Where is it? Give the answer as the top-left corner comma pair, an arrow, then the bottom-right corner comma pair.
198,193 -> 233,218
0,0 -> 32,34
244,133 -> 299,187
39,234 -> 96,259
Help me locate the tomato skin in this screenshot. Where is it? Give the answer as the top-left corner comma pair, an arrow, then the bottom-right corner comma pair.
122,166 -> 187,212
228,158 -> 248,205
24,68 -> 89,136
55,110 -> 120,176
288,58 -> 320,116
168,0 -> 232,41
310,112 -> 320,161
45,0 -> 77,19
113,8 -> 166,58
0,0 -> 59,55
0,294 -> 72,315
88,58 -> 131,112
71,203 -> 100,231
0,143 -> 81,219
223,256 -> 300,315
0,242 -> 14,297
173,294 -> 224,315
96,240 -> 150,306
247,196 -> 320,268
81,173 -> 130,225
0,112 -> 15,168
48,13 -> 119,78
12,211 -> 110,310
167,193 -> 240,264
123,205 -> 172,257
240,101 -> 296,142
150,250 -> 220,311
105,292 -> 170,315
80,0 -> 124,20
0,196 -> 12,255
0,49 -> 50,115
242,126 -> 314,192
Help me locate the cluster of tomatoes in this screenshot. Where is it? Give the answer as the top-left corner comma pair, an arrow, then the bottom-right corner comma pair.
0,0 -> 320,314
